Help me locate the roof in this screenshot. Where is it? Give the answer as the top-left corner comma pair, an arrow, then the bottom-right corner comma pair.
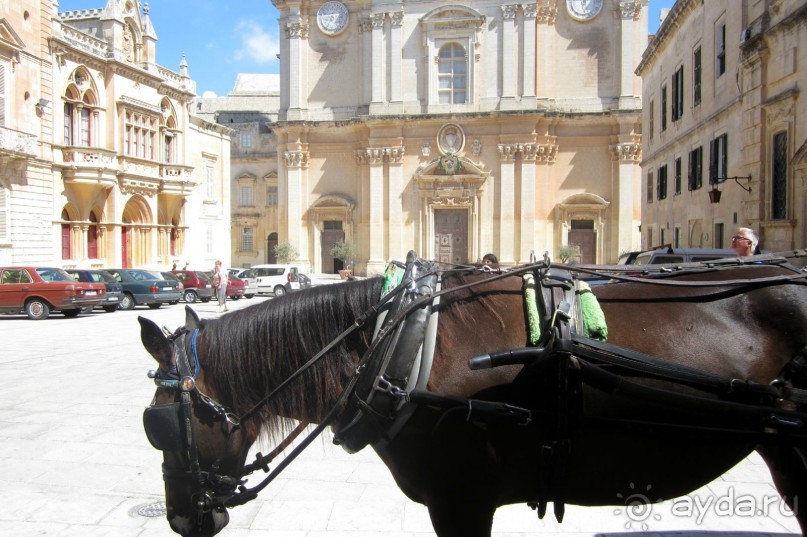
230,74 -> 280,95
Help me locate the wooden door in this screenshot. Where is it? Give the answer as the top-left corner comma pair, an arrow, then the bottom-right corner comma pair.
434,209 -> 468,264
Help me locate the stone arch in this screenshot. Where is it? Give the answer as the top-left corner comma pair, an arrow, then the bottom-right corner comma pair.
309,194 -> 355,274
556,193 -> 611,264
121,196 -> 153,268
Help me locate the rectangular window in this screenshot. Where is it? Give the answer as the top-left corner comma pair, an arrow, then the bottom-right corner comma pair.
661,85 -> 668,132
657,165 -> 668,200
674,226 -> 681,248
205,166 -> 214,199
716,23 -> 726,77
124,110 -> 158,159
241,134 -> 252,148
710,134 -> 728,184
671,66 -> 684,122
647,171 -> 654,204
674,157 -> 682,195
688,146 -> 703,191
772,131 -> 788,220
241,227 -> 254,252
80,108 -> 91,146
649,100 -> 654,141
266,185 -> 278,206
64,104 -> 74,146
240,185 -> 254,207
693,46 -> 702,106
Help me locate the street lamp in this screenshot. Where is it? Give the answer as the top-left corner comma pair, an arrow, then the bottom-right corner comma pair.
708,167 -> 752,204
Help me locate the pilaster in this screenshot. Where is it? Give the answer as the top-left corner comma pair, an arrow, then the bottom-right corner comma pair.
501,5 -> 518,102
498,144 -> 517,263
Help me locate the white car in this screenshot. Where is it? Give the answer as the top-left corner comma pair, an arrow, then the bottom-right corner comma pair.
251,264 -> 303,297
228,268 -> 258,299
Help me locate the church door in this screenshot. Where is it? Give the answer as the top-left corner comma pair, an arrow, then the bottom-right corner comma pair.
434,209 -> 468,264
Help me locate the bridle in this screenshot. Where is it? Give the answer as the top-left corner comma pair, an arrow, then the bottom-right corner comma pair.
144,327 -> 245,517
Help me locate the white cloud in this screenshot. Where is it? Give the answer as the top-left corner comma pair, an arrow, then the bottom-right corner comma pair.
234,21 -> 278,64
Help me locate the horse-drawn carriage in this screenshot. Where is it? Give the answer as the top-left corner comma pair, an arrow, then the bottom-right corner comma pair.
140,250 -> 807,537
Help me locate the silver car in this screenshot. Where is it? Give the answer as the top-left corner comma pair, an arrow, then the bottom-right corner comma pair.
229,268 -> 258,299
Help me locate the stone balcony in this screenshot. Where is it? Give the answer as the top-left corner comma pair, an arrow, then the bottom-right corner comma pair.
58,146 -> 119,187
0,126 -> 37,159
160,163 -> 197,195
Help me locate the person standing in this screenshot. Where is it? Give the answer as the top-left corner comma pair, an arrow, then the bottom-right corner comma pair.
730,227 -> 759,257
212,260 -> 228,312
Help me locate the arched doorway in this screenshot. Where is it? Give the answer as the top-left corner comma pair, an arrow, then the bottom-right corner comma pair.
321,221 -> 345,273
121,196 -> 153,268
267,232 -> 278,264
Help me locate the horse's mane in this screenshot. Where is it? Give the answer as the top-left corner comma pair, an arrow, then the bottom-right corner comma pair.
199,276 -> 384,438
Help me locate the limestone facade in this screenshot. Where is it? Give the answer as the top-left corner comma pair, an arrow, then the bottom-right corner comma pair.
0,0 -> 232,271
637,0 -> 807,251
263,0 -> 648,275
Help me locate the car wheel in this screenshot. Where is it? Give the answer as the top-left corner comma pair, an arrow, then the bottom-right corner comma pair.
147,303 -> 162,309
25,299 -> 51,320
62,308 -> 81,318
183,290 -> 198,303
102,305 -> 119,313
245,294 -> 254,299
200,298 -> 211,303
170,301 -> 179,305
273,285 -> 286,297
80,306 -> 93,314
120,293 -> 135,311
232,295 -> 241,300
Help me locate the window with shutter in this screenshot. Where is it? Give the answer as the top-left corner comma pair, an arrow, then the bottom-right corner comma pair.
0,63 -> 6,127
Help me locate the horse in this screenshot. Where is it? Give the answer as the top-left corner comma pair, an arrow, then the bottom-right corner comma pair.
139,257 -> 807,537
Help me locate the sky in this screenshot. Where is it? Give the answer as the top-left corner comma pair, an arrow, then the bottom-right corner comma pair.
57,0 -> 677,98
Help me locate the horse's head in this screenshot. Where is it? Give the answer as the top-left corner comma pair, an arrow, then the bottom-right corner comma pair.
139,307 -> 254,537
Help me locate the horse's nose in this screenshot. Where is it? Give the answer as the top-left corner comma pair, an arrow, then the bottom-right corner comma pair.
168,508 -> 230,536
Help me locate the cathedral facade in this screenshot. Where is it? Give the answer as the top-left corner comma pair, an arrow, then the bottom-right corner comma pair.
268,0 -> 648,275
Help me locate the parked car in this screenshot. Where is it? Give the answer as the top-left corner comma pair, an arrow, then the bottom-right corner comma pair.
0,266 -> 106,320
285,273 -> 312,293
627,247 -> 737,266
226,275 -> 246,300
252,264 -> 303,297
105,268 -> 182,310
65,269 -> 123,312
172,270 -> 215,303
229,268 -> 258,298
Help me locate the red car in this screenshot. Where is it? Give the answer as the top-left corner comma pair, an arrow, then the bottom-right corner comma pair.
0,267 -> 106,320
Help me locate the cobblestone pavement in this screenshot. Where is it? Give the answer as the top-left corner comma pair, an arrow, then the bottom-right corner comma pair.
0,287 -> 800,536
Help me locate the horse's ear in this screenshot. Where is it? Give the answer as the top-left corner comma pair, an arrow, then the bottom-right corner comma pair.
184,306 -> 201,330
138,316 -> 172,366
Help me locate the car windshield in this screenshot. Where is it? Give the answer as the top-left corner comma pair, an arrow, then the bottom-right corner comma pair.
36,268 -> 73,282
195,271 -> 211,281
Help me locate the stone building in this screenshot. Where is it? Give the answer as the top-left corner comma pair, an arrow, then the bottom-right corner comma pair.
196,74 -> 282,268
264,0 -> 648,275
0,0 -> 231,270
637,0 -> 806,251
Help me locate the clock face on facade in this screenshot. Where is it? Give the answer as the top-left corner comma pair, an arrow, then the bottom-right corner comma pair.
566,0 -> 603,21
317,1 -> 350,36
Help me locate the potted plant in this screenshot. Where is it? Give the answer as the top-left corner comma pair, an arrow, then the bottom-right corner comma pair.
273,243 -> 298,264
330,240 -> 356,279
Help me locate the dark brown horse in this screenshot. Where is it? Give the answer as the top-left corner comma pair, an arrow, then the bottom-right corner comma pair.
140,259 -> 807,537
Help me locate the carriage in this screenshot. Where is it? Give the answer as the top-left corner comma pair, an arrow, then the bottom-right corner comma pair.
140,250 -> 807,537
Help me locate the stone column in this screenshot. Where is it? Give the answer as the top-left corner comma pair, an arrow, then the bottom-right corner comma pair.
370,13 -> 386,109
535,138 -> 558,256
522,4 -> 538,100
387,146 -> 405,262
283,149 -> 309,262
618,1 -> 641,109
535,1 -> 557,100
519,144 -> 537,263
610,140 -> 641,257
286,18 -> 309,120
367,147 -> 387,274
498,144 -> 517,263
501,5 -> 518,101
389,11 -> 404,109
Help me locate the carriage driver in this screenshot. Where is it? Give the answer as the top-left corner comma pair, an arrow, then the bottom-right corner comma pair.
730,227 -> 759,257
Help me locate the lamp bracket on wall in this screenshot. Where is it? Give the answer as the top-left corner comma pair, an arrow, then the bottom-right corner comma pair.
708,173 -> 752,204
